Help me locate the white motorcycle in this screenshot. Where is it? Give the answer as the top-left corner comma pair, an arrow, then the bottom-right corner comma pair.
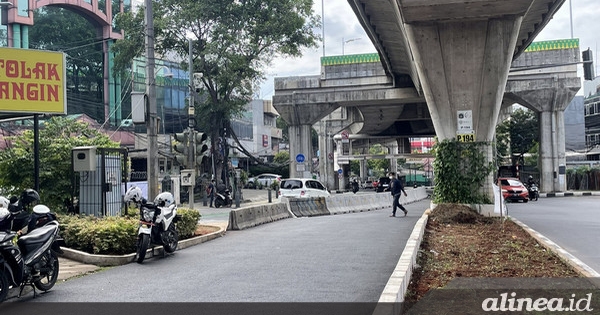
124,187 -> 180,264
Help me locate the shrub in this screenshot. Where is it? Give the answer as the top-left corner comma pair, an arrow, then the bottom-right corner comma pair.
58,214 -> 137,255
176,208 -> 201,239
57,207 -> 201,255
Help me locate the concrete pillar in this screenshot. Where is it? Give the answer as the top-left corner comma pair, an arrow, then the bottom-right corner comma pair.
539,110 -> 567,192
359,159 -> 368,180
404,17 -> 522,198
289,124 -> 313,178
507,77 -> 580,192
317,130 -> 335,190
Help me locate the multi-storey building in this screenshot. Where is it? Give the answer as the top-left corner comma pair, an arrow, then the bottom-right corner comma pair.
584,77 -> 600,160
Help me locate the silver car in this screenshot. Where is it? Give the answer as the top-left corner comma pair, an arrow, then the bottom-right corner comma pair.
247,173 -> 282,188
279,178 -> 330,198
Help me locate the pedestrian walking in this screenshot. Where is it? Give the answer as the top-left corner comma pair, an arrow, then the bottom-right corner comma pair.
207,180 -> 215,208
389,172 -> 408,217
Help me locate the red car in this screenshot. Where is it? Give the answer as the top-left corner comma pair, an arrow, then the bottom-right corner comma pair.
372,180 -> 379,189
499,177 -> 529,203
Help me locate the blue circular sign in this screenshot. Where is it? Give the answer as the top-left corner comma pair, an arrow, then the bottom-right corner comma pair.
295,153 -> 305,163
337,169 -> 343,175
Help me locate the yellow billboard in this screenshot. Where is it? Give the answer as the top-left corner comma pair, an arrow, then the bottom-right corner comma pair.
0,47 -> 67,114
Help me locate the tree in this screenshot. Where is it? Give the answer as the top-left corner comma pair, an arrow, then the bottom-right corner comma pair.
495,107 -> 539,166
0,117 -> 119,211
29,7 -> 105,120
273,151 -> 290,164
367,144 -> 390,177
112,0 -> 320,185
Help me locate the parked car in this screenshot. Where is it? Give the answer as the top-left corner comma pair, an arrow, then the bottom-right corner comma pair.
362,179 -> 373,189
279,178 -> 331,198
376,177 -> 391,192
246,173 -> 282,188
499,177 -> 529,203
372,180 -> 379,189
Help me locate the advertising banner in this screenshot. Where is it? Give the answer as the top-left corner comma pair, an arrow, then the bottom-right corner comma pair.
0,47 -> 67,114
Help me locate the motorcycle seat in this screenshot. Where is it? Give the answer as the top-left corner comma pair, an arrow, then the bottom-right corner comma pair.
18,223 -> 58,247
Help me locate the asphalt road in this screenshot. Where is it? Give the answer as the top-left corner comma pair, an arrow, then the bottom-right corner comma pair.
21,199 -> 430,303
507,196 -> 600,273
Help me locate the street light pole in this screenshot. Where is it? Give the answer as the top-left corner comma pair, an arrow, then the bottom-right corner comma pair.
342,37 -> 361,55
145,0 -> 159,200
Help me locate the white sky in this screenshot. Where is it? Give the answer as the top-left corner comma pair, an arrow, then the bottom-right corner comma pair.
260,0 -> 599,99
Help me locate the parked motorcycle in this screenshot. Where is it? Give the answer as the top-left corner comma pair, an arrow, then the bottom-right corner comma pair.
528,184 -> 539,201
124,187 -> 180,264
214,187 -> 232,208
0,190 -> 62,302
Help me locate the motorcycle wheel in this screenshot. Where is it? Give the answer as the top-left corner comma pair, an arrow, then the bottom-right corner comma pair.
136,233 -> 150,264
34,251 -> 59,292
215,198 -> 223,208
162,223 -> 179,253
0,270 -> 9,302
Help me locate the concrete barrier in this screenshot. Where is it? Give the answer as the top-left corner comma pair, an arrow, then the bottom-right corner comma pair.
286,197 -> 329,217
229,188 -> 428,230
228,203 -> 292,230
326,187 -> 428,215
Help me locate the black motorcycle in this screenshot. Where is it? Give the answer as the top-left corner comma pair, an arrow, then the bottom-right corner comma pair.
0,211 -> 62,302
214,188 -> 232,208
528,184 -> 539,201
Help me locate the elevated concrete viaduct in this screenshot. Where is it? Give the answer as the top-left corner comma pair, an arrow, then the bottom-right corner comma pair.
275,0 -> 578,195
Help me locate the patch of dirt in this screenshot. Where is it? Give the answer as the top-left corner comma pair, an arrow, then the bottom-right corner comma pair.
403,203 -> 581,310
194,225 -> 221,235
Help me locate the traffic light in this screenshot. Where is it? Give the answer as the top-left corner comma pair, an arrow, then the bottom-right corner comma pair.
583,48 -> 595,81
173,131 -> 189,167
195,132 -> 209,166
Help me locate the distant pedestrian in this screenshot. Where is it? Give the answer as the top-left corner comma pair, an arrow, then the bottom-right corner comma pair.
389,173 -> 408,217
207,180 -> 215,208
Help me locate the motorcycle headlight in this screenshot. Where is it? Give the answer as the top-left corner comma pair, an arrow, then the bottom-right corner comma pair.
142,209 -> 155,222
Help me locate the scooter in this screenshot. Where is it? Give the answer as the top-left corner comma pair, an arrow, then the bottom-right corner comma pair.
214,188 -> 232,208
124,187 -> 180,264
528,184 -> 539,201
0,204 -> 62,302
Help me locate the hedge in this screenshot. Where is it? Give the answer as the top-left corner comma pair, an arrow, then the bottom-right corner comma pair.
57,208 -> 201,255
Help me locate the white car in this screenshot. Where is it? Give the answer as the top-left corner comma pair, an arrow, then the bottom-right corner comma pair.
279,178 -> 331,198
247,173 -> 282,188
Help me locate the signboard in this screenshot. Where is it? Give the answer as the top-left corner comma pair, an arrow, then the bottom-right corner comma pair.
295,153 -> 305,163
0,48 -> 67,114
296,164 -> 305,172
457,110 -> 473,134
337,168 -> 343,175
262,134 -> 268,147
456,133 -> 475,142
341,130 -> 349,143
328,152 -> 334,161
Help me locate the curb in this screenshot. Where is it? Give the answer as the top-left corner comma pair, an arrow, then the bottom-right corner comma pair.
541,191 -> 600,198
59,224 -> 226,267
510,217 -> 600,278
376,211 -> 430,305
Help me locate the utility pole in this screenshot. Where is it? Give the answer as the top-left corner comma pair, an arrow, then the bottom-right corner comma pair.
145,0 -> 159,200
187,39 -> 195,209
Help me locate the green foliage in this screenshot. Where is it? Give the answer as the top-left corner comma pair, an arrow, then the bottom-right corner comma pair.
495,108 -> 539,165
57,207 -> 201,255
176,208 -> 202,239
350,160 -> 360,176
273,151 -> 290,165
432,139 -> 495,204
367,144 -> 390,177
239,170 -> 249,187
112,0 -> 320,181
276,117 -> 289,143
0,117 -> 119,211
59,214 -> 138,255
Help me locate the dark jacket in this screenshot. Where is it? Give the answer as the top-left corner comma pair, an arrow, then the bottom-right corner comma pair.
390,178 -> 404,195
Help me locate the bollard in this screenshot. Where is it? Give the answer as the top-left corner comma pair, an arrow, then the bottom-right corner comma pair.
268,188 -> 272,203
